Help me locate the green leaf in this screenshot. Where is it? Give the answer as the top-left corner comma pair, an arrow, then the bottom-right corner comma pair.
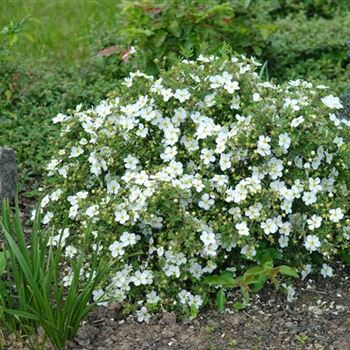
243,265 -> 264,277
0,251 -> 8,274
278,265 -> 299,278
340,251 -> 350,265
168,20 -> 180,37
257,23 -> 277,40
251,274 -> 267,293
263,260 -> 274,271
153,30 -> 167,48
215,289 -> 226,312
190,304 -> 198,319
233,302 -> 246,311
240,286 -> 250,304
204,274 -> 237,288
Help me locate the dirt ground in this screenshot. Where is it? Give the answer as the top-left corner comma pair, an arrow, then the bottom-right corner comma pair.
4,266 -> 350,350
64,266 -> 350,350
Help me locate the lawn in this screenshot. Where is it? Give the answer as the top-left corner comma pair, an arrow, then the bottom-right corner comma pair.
0,0 -> 121,64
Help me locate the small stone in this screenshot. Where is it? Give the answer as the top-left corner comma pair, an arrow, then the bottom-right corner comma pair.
207,319 -> 219,328
0,147 -> 17,201
76,325 -> 99,342
160,312 -> 177,325
162,329 -> 175,338
284,321 -> 298,332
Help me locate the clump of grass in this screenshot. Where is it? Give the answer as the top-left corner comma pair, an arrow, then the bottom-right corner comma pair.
0,198 -> 108,350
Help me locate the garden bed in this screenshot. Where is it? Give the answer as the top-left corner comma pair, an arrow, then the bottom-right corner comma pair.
6,267 -> 348,350
69,267 -> 350,350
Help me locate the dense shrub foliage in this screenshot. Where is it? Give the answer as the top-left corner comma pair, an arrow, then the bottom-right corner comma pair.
118,0 -> 350,94
43,55 -> 350,318
270,13 -> 350,93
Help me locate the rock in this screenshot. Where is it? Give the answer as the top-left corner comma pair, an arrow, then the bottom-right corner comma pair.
160,312 -> 177,326
76,325 -> 100,343
0,147 -> 17,201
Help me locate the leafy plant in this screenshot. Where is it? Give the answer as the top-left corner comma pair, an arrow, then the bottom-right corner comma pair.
42,53 -> 349,319
205,261 -> 298,311
0,198 -> 108,349
117,0 -> 277,74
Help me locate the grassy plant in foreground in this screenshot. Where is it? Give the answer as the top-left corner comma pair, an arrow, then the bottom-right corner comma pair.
0,198 -> 108,350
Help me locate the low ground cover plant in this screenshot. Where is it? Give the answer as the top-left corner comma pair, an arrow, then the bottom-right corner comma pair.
42,54 -> 350,320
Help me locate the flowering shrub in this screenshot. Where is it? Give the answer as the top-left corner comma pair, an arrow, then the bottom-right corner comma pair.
42,54 -> 350,319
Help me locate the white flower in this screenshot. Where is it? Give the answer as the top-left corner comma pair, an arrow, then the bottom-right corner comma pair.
260,219 -> 278,235
136,306 -> 151,323
209,75 -> 224,88
304,235 -> 321,252
146,291 -> 160,304
267,157 -> 284,180
52,113 -> 69,124
329,208 -> 343,223
161,88 -> 173,101
291,116 -> 304,128
114,209 -> 130,224
301,264 -> 312,280
106,179 -> 120,195
109,241 -> 125,258
245,202 -> 262,220
50,189 -> 62,201
252,93 -> 261,102
308,177 -> 322,193
278,133 -> 291,152
235,221 -> 249,236
283,284 -> 296,302
219,153 -> 232,171
69,146 -> 84,158
174,88 -> 191,102
320,263 -> 333,278
131,270 -> 153,286
321,95 -> 343,109
93,289 -> 108,307
256,135 -> 271,157
120,232 -> 138,247
85,205 -> 99,218
224,80 -> 240,94
307,215 -> 322,230
48,228 -> 70,247
65,245 -> 77,258
198,193 -> 214,210
69,205 -> 79,219
160,146 -> 178,162
278,235 -> 289,248
333,137 -> 344,147
200,231 -> 216,245
302,191 -> 317,206
124,155 -> 139,170
200,148 -> 216,165
43,211 -> 53,225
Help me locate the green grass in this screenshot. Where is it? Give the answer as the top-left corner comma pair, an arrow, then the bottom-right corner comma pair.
0,0 -> 122,64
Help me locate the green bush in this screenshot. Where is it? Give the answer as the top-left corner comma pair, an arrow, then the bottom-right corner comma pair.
117,0 -> 277,73
269,13 -> 350,93
42,54 -> 350,319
